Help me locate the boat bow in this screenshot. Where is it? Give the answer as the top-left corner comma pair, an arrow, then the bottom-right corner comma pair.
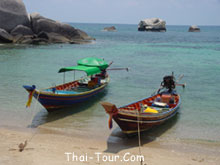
23,85 -> 36,107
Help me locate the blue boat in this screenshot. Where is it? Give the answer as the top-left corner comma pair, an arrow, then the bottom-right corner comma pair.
23,57 -> 110,112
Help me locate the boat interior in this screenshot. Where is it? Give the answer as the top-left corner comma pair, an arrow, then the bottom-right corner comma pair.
119,92 -> 179,114
44,76 -> 108,94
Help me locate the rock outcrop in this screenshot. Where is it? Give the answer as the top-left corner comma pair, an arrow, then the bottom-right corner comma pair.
29,13 -> 94,43
188,25 -> 200,32
138,18 -> 166,32
103,26 -> 116,32
0,0 -> 94,44
0,0 -> 30,32
10,25 -> 34,36
0,28 -> 13,43
37,31 -> 70,43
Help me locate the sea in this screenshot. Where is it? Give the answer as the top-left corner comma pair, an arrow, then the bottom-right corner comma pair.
0,24 -> 220,152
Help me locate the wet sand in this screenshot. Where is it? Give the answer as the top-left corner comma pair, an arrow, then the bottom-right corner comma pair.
0,126 -> 219,165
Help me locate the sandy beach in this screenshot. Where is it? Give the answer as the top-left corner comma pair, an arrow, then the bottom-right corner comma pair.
0,126 -> 219,165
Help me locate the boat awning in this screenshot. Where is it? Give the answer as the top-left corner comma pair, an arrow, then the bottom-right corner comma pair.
77,57 -> 109,70
58,65 -> 101,76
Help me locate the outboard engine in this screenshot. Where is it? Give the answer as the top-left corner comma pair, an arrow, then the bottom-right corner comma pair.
161,75 -> 176,92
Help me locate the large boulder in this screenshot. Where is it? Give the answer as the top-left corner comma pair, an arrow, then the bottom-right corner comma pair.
0,28 -> 13,43
30,13 -> 94,43
10,25 -> 34,36
30,13 -> 59,34
75,29 -> 95,41
138,18 -> 166,32
188,25 -> 200,32
0,1 -> 94,44
103,26 -> 116,32
13,35 -> 34,44
37,31 -> 70,43
13,34 -> 48,44
0,0 -> 30,32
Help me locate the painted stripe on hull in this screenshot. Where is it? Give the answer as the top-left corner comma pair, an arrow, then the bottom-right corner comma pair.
33,84 -> 106,111
113,97 -> 181,134
114,109 -> 178,134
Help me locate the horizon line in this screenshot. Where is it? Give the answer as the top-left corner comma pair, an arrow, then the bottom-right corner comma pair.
64,22 -> 220,26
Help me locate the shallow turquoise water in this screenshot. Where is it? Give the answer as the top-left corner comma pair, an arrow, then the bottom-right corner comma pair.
0,24 -> 220,143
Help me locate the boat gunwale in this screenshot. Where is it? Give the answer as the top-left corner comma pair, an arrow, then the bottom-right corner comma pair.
33,77 -> 110,97
117,102 -> 180,123
117,94 -> 181,118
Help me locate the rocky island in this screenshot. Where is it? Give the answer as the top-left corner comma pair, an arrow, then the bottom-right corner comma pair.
138,18 -> 166,32
103,26 -> 116,32
188,25 -> 200,32
0,0 -> 94,44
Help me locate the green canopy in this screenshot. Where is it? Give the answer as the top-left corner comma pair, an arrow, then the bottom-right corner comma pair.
77,57 -> 109,70
58,65 -> 101,76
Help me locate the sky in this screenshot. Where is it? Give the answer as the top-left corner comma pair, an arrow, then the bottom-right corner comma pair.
23,0 -> 220,25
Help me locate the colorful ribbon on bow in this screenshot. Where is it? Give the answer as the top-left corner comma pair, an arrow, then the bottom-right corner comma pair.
26,90 -> 34,108
25,85 -> 36,108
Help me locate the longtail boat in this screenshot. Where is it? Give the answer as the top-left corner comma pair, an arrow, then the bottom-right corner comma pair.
101,74 -> 185,134
23,57 -> 110,112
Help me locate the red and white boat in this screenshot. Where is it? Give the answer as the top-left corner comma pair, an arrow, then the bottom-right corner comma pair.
101,74 -> 185,134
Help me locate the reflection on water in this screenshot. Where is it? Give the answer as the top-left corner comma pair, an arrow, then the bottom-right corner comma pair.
29,89 -> 108,128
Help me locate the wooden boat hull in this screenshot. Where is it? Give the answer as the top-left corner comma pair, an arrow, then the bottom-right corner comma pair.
101,92 -> 181,134
113,103 -> 179,134
24,78 -> 109,112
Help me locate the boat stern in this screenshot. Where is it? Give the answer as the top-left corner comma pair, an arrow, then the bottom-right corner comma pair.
100,102 -> 118,129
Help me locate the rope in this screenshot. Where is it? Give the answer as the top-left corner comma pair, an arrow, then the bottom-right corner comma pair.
19,90 -> 40,152
137,105 -> 143,165
28,91 -> 40,142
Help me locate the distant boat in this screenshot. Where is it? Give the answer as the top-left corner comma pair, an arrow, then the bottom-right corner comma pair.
101,73 -> 185,134
23,57 -> 110,112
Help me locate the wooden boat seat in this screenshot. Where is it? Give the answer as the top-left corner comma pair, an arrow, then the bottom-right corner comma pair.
56,81 -> 80,90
